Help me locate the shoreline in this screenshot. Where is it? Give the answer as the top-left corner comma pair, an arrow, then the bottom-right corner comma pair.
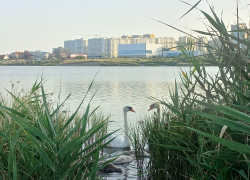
0,58 -> 213,66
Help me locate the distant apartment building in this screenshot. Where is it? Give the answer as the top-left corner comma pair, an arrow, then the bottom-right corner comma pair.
64,40 -> 75,54
118,37 -> 132,44
177,36 -> 208,52
49,54 -> 56,59
73,34 -> 212,58
10,52 -> 25,59
88,38 -> 109,58
87,35 -> 157,58
52,47 -> 69,59
121,34 -> 156,45
155,37 -> 177,50
76,39 -> 88,54
108,38 -> 119,58
178,36 -> 190,45
231,23 -> 248,48
30,50 -> 51,60
131,38 -> 143,44
143,37 -> 155,44
64,38 -> 88,54
196,37 -> 208,52
208,37 -> 222,49
52,47 -> 69,55
178,36 -> 197,51
10,51 -> 34,60
24,51 -> 35,60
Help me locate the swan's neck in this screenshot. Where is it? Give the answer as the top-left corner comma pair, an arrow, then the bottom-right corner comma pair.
157,106 -> 161,120
123,111 -> 130,144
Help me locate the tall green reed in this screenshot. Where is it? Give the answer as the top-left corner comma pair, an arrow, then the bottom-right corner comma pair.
0,78 -> 113,180
131,2 -> 250,179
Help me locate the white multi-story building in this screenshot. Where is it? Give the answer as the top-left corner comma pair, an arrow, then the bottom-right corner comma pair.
155,37 -> 177,50
64,38 -> 88,54
177,36 -> 208,52
231,23 -> 248,48
208,37 -> 221,49
88,36 -> 157,58
29,51 -> 51,60
165,37 -> 177,50
119,38 -> 131,44
66,34 -> 211,58
197,37 -> 208,52
143,37 -> 155,44
64,40 -> 75,54
131,38 -> 140,44
178,36 -> 197,51
75,39 -> 88,54
88,38 -> 109,58
108,38 -> 119,58
117,38 -> 125,45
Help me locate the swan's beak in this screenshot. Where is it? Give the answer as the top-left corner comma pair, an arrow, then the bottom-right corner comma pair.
130,109 -> 136,113
148,107 -> 153,111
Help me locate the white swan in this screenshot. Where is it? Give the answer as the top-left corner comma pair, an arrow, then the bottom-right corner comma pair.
106,106 -> 135,148
148,102 -> 161,120
149,102 -> 172,130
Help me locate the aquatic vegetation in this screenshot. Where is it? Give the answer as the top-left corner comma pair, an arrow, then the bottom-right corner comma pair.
0,78 -> 113,179
131,2 -> 250,179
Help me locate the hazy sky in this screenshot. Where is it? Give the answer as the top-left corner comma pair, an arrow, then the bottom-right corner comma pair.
0,0 -> 249,54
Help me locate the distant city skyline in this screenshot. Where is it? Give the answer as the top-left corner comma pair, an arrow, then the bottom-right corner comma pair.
0,0 -> 249,54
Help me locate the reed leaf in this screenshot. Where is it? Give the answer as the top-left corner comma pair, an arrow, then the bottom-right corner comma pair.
13,160 -> 18,180
25,131 -> 54,170
157,144 -> 193,152
173,0 -> 201,24
192,111 -> 250,135
41,86 -> 56,138
188,127 -> 250,155
8,113 -> 55,145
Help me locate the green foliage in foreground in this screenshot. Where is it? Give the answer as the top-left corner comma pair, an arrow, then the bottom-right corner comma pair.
131,3 -> 250,180
0,79 -> 113,179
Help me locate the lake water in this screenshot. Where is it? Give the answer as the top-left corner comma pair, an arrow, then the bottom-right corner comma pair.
0,66 -> 218,179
